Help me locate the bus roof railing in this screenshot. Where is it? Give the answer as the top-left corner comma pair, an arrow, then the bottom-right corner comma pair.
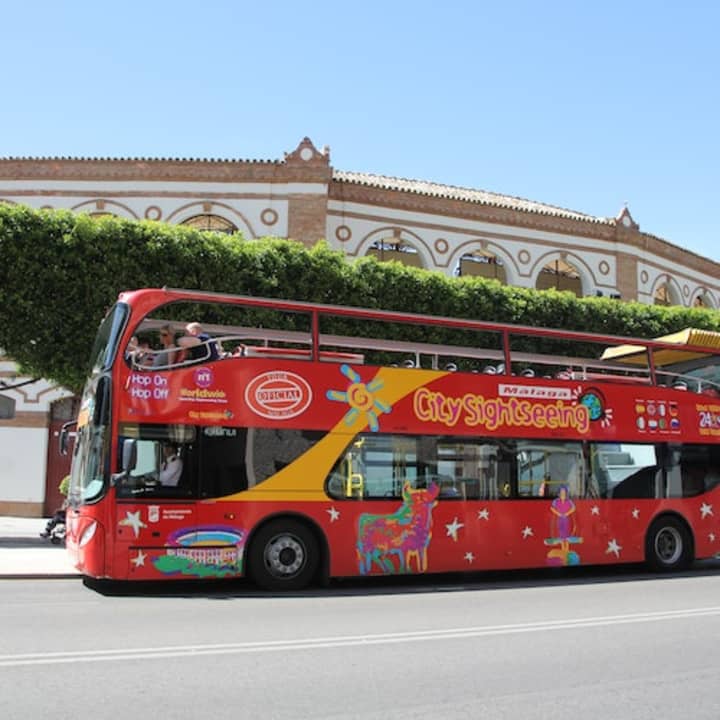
147,287 -> 720,361
125,289 -> 720,390
137,319 -> 653,377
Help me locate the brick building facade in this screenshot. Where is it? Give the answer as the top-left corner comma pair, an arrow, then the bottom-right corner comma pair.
0,137 -> 717,516
1,137 -> 718,305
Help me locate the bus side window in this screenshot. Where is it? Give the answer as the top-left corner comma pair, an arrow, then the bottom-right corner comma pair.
592,443 -> 660,499
516,442 -> 584,499
667,444 -> 720,498
326,443 -> 366,500
199,427 -> 248,497
247,428 -> 324,488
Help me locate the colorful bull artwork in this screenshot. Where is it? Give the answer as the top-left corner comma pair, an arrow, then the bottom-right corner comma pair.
357,481 -> 439,575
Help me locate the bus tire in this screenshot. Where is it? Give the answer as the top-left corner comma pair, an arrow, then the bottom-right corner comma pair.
645,515 -> 693,572
248,518 -> 319,591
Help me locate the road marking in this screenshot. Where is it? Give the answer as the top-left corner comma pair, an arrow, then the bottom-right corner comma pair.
2,606 -> 720,667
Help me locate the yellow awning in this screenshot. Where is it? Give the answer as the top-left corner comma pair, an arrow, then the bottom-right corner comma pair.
601,328 -> 720,367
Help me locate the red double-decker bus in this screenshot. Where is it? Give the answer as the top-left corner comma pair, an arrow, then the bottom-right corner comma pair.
65,288 -> 720,589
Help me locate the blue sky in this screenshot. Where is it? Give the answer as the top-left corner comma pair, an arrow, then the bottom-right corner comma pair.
3,1 -> 718,260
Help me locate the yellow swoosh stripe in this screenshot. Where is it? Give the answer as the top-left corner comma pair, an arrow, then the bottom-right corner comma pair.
217,367 -> 445,502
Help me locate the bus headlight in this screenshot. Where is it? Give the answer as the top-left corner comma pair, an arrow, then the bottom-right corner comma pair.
79,521 -> 98,548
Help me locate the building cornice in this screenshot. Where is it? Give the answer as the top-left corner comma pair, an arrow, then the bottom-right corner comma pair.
0,157 -> 333,184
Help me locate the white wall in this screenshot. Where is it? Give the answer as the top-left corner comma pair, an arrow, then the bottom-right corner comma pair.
0,427 -> 48,503
0,359 -> 74,512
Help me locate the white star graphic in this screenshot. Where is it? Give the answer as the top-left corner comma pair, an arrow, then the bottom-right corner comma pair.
326,506 -> 340,522
119,510 -> 147,538
477,508 -> 490,521
446,517 -> 464,541
631,508 -> 640,519
131,550 -> 147,568
606,539 -> 622,558
701,503 -> 714,519
464,551 -> 475,563
591,506 -> 600,516
521,526 -> 533,539
709,533 -> 716,543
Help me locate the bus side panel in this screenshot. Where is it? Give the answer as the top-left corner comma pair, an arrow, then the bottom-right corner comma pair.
113,502 -> 242,581
95,487 -> 720,582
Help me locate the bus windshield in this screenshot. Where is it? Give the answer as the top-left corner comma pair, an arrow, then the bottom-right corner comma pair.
87,302 -> 128,375
68,376 -> 113,506
68,414 -> 109,505
66,304 -> 127,505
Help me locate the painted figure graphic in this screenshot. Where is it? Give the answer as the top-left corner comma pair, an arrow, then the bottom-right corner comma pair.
357,481 -> 439,575
545,484 -> 583,565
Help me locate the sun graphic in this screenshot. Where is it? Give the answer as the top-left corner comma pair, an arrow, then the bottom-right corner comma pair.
326,365 -> 391,431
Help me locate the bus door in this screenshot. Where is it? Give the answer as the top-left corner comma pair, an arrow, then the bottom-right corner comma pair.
195,424 -> 249,549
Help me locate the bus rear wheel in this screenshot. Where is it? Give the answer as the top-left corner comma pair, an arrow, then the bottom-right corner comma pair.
249,519 -> 319,591
645,516 -> 693,572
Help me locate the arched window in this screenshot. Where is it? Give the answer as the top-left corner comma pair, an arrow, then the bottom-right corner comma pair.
536,258 -> 582,297
692,289 -> 715,309
366,239 -> 423,268
181,214 -> 238,235
457,250 -> 507,283
653,281 -> 682,307
654,284 -> 671,306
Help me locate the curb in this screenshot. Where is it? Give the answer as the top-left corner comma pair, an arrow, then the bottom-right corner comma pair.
0,573 -> 81,580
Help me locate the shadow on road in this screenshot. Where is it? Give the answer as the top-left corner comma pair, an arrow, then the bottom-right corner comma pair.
83,558 -> 720,599
0,537 -> 65,549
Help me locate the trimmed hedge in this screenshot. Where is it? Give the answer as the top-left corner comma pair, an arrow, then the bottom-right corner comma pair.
0,203 -> 717,392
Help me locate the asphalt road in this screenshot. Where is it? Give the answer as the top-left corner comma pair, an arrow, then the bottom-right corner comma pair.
3,563 -> 720,719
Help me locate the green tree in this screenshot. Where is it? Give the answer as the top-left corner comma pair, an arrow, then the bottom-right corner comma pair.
0,203 -> 717,392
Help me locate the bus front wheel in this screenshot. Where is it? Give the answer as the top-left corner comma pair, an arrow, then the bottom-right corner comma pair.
249,519 -> 319,591
645,516 -> 693,572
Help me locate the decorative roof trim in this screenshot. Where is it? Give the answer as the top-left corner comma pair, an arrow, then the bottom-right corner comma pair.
332,170 -> 613,226
0,155 -> 283,164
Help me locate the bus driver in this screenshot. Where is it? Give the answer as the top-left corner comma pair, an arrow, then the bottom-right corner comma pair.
159,444 -> 183,487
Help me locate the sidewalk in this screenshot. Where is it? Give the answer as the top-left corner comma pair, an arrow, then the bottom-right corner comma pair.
0,516 -> 80,579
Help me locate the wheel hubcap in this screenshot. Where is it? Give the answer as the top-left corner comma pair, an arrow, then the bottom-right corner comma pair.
264,534 -> 305,577
655,527 -> 682,565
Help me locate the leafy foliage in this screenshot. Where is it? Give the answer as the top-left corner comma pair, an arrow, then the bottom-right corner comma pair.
0,203 -> 718,393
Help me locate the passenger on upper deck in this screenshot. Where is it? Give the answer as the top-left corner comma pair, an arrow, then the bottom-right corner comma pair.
126,335 -> 139,359
127,336 -> 154,368
153,325 -> 179,368
177,322 -> 221,363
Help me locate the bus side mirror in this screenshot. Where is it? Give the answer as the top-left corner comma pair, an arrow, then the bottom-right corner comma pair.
58,420 -> 76,456
122,440 -> 137,472
112,439 -> 138,488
